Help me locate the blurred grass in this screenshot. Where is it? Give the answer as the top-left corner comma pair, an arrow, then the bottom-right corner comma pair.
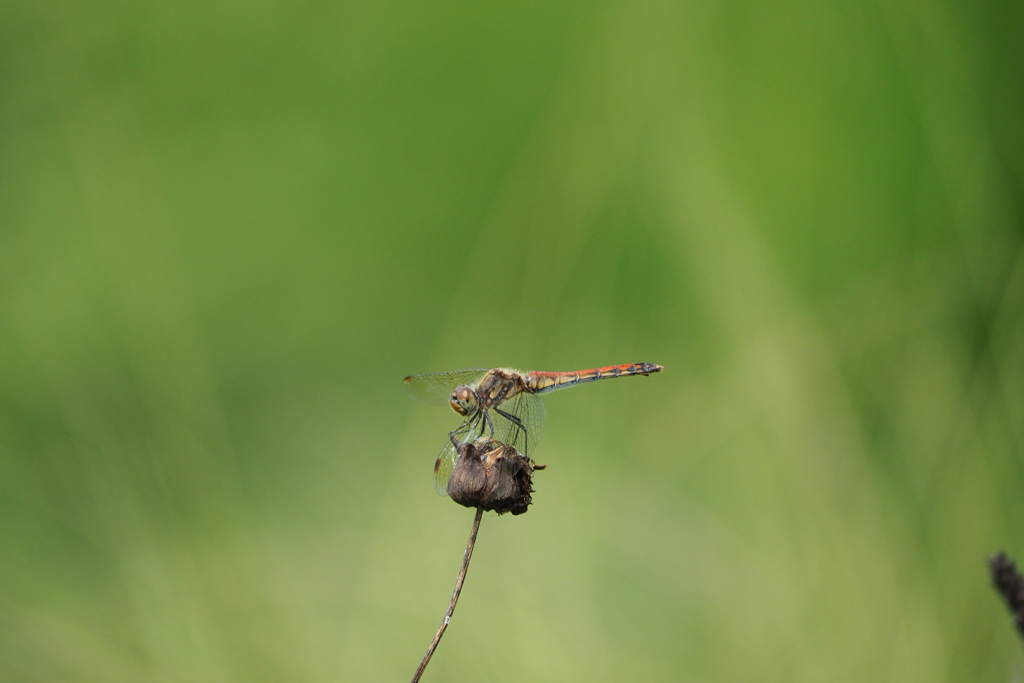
1,0 -> 1023,681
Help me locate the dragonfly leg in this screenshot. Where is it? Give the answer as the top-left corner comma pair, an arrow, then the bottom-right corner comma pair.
450,412 -> 488,452
494,406 -> 528,453
448,419 -> 473,448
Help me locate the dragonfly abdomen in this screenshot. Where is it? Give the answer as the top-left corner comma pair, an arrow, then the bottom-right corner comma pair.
527,363 -> 663,393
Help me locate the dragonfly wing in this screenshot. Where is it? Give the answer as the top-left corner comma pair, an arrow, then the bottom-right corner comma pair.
403,369 -> 490,406
432,416 -> 488,496
491,391 -> 546,457
433,439 -> 458,496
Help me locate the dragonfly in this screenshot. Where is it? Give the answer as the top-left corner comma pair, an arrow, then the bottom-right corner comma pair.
404,363 -> 663,495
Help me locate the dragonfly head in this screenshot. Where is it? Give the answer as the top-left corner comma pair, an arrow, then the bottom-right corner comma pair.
449,385 -> 478,416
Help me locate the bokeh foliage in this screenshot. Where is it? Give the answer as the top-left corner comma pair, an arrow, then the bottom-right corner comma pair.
1,0 -> 1022,681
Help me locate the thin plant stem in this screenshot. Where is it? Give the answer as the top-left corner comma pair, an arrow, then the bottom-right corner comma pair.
410,507 -> 485,683
990,552 -> 1024,645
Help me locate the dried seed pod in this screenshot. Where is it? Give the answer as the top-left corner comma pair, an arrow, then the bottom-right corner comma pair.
447,437 -> 545,515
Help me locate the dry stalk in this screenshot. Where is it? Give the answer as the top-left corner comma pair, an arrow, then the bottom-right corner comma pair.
410,507 -> 485,683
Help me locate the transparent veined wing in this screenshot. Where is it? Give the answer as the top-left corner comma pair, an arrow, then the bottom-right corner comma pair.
490,391 -> 546,457
432,417 -> 483,496
403,369 -> 490,406
433,439 -> 459,496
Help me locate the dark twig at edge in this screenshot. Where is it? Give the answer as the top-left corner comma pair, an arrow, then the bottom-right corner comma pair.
410,507 -> 485,683
989,552 -> 1024,646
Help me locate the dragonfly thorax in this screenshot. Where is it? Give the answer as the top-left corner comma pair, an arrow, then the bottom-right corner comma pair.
449,385 -> 478,416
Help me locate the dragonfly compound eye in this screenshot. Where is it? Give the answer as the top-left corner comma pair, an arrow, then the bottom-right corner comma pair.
449,385 -> 476,416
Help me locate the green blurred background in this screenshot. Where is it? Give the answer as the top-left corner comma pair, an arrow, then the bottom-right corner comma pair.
2,0 -> 1022,680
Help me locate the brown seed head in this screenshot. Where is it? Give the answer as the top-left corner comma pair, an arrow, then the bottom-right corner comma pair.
447,437 -> 543,515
